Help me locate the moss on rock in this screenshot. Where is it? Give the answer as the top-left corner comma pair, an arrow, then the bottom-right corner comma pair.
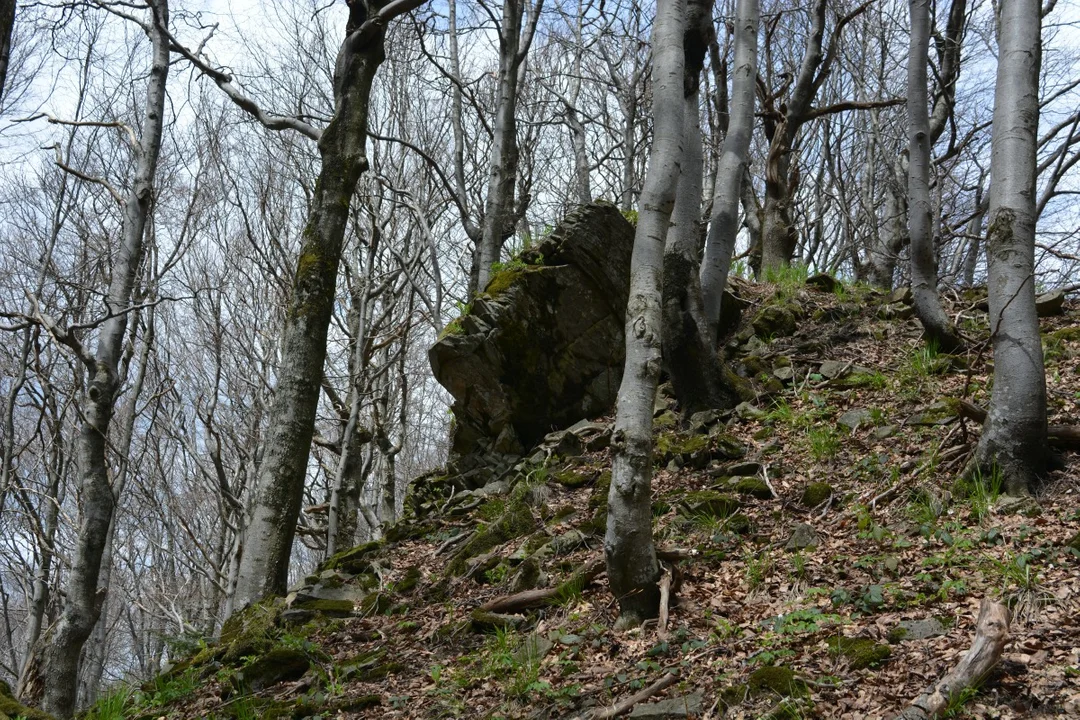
752,304 -> 799,339
0,679 -> 54,720
447,498 -> 537,576
827,636 -> 891,670
748,666 -> 808,698
233,648 -> 310,693
219,598 -> 285,663
800,482 -> 834,508
553,468 -> 595,488
321,540 -> 384,574
733,477 -> 773,500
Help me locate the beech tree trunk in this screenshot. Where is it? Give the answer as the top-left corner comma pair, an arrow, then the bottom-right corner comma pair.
0,0 -> 14,104
662,0 -> 737,415
973,0 -> 1047,496
30,5 -> 170,717
605,0 -> 684,628
907,0 -> 961,351
233,3 -> 394,609
700,0 -> 757,342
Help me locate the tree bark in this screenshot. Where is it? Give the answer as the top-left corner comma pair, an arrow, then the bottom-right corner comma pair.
907,0 -> 961,352
661,0 -> 737,415
605,0 -> 684,628
233,4 -> 392,610
0,0 -> 14,105
31,5 -> 170,717
972,0 -> 1047,496
701,0 -> 757,342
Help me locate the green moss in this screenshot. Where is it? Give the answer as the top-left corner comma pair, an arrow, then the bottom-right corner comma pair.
291,598 -> 355,616
358,592 -> 393,616
393,566 -> 422,593
220,599 -> 285,662
747,666 -> 808,698
827,636 -> 891,670
657,431 -> 708,456
339,695 -> 382,711
1049,326 -> 1080,343
734,477 -> 772,500
800,482 -> 834,508
886,626 -> 909,643
321,540 -> 384,574
233,648 -> 310,693
553,468 -> 594,488
0,680 -> 54,720
654,410 -> 679,429
588,471 -> 612,510
725,513 -> 754,534
752,303 -> 799,339
338,648 -> 405,682
469,609 -> 521,632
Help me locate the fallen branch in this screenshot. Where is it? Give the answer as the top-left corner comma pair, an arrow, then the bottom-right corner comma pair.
958,400 -> 1080,450
892,599 -> 1010,720
657,565 -> 672,640
578,672 -> 681,720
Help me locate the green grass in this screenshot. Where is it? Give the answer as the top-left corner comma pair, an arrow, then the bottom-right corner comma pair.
807,426 -> 841,461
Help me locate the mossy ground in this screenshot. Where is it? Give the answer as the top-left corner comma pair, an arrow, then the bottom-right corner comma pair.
89,279 -> 1080,720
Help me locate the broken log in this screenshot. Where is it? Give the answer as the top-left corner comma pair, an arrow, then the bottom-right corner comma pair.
573,672 -> 681,720
892,599 -> 1010,720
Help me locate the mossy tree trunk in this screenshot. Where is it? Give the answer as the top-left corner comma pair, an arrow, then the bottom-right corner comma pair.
973,0 -> 1047,496
605,0 -> 684,628
233,0 -> 412,609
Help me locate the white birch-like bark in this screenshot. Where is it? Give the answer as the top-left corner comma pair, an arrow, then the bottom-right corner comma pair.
974,0 -> 1047,496
32,4 -> 170,717
907,0 -> 961,351
605,0 -> 684,627
701,0 -> 757,341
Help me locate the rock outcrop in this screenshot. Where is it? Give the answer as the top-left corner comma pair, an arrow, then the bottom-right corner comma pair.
429,202 -> 634,485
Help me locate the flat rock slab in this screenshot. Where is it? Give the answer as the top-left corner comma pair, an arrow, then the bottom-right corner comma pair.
838,408 -> 874,429
786,522 -> 820,550
1035,289 -> 1065,316
892,617 -> 947,641
628,692 -> 704,719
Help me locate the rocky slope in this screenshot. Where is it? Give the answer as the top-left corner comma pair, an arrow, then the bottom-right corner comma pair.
82,273 -> 1080,720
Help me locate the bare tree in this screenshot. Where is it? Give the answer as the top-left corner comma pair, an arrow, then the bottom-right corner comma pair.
605,0 -> 683,628
701,0 -> 757,340
971,0 -> 1046,496
907,0 -> 962,351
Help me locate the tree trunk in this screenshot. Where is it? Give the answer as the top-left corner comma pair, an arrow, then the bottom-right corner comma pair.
33,5 -> 170,717
605,0 -> 684,628
907,0 -> 961,352
661,0 -> 737,415
477,0 -> 526,291
700,0 -> 757,341
973,0 -> 1046,496
0,0 -> 15,104
233,7 -> 390,610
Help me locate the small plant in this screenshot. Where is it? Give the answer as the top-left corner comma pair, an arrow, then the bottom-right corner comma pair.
744,547 -> 774,591
764,262 -> 810,287
956,467 -> 1002,523
807,426 -> 840,461
990,552 -> 1051,624
84,686 -> 132,720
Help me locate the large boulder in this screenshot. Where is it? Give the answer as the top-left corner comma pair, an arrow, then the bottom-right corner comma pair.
430,202 -> 634,480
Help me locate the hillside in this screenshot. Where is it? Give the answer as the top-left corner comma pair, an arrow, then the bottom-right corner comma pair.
83,275 -> 1080,720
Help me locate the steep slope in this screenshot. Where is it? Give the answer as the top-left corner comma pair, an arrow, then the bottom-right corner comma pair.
85,275 -> 1080,720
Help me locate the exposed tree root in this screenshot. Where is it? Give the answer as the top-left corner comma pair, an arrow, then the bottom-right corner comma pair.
958,400 -> 1080,450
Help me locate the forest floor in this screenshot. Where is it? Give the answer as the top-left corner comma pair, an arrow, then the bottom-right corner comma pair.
96,275 -> 1080,720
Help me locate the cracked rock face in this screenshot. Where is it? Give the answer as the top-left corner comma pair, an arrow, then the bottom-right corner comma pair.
430,202 -> 634,482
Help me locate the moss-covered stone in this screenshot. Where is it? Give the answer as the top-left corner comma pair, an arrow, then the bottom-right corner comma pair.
1067,530 -> 1080,552
680,491 -> 741,520
588,471 -> 612,510
827,636 -> 891,670
290,598 -> 355,617
219,599 -> 285,663
469,609 -> 523,632
747,666 -> 809,698
800,482 -> 834,508
358,592 -> 394,616
733,477 -> 773,500
321,540 -> 384,574
752,304 -> 799,339
654,410 -> 679,429
338,648 -> 405,682
338,694 -> 382,711
233,648 -> 310,693
656,431 -> 709,457
553,468 -> 595,488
